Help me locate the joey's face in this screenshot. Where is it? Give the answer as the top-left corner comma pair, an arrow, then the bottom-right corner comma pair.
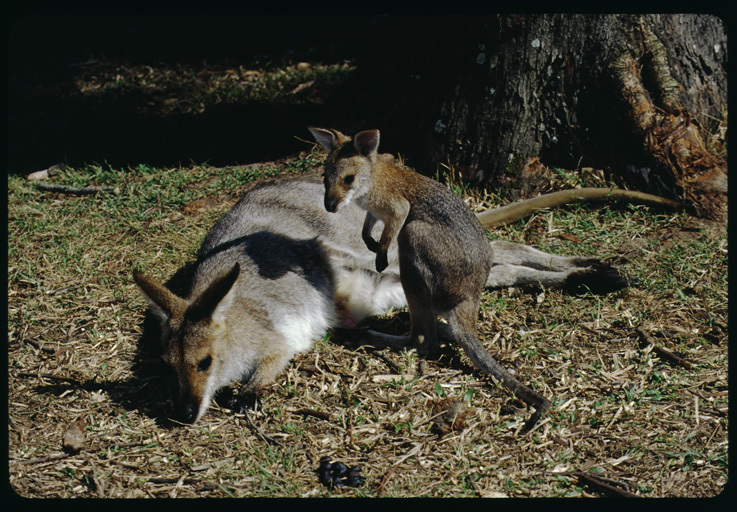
308,127 -> 378,213
323,152 -> 371,213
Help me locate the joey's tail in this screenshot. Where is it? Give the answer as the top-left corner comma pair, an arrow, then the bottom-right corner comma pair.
454,328 -> 550,433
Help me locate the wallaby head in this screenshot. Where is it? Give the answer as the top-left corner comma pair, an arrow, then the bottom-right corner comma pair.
133,264 -> 240,424
308,127 -> 380,213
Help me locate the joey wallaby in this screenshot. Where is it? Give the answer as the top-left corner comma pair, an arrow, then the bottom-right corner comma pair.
309,127 -> 550,431
134,164 -> 628,425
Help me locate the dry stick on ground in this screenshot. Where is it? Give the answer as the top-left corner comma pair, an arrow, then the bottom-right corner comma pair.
342,382 -> 359,450
35,181 -> 117,195
146,477 -> 245,493
574,472 -> 640,498
243,410 -> 282,447
10,439 -> 154,467
376,442 -> 424,497
15,340 -> 56,354
635,327 -> 693,369
13,370 -> 101,387
476,188 -> 682,229
373,350 -> 404,374
294,408 -> 332,421
542,470 -> 640,497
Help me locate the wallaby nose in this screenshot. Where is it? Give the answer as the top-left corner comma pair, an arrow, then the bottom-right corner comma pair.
181,402 -> 199,424
325,197 -> 338,213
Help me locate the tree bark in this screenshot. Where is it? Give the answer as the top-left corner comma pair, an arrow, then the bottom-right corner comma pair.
335,14 -> 727,221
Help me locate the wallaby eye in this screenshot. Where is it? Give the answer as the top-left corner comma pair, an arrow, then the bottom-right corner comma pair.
343,174 -> 355,185
197,355 -> 212,372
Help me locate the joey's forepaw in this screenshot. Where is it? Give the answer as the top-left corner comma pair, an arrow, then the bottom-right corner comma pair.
375,252 -> 388,272
364,237 -> 380,253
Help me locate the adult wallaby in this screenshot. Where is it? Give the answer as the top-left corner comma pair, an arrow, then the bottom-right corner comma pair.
134,158 -> 628,427
310,127 -> 551,430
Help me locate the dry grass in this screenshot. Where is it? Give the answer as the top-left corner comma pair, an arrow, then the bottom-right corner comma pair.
7,158 -> 728,498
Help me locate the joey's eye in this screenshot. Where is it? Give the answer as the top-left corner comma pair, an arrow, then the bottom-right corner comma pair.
343,174 -> 355,185
197,355 -> 212,372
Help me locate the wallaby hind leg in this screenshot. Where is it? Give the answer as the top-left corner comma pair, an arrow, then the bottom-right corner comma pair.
487,241 -> 630,293
353,290 -> 438,355
489,241 -> 588,271
405,291 -> 440,357
447,300 -> 550,432
487,262 -> 630,294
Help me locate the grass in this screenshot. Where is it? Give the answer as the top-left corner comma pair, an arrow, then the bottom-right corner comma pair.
7,157 -> 728,498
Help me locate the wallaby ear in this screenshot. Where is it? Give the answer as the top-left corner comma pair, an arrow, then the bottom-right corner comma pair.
308,127 -> 340,153
188,263 -> 240,322
133,269 -> 187,323
353,129 -> 380,158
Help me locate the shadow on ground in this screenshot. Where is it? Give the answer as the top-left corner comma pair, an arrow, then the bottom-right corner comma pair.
7,16 -> 379,174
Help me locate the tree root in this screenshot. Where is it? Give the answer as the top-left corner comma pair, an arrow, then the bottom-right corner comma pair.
606,21 -> 727,222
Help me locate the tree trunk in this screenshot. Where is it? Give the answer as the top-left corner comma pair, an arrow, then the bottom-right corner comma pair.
335,14 -> 727,221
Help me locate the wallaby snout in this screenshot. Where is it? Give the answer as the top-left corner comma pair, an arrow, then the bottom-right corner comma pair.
325,194 -> 339,213
178,397 -> 201,424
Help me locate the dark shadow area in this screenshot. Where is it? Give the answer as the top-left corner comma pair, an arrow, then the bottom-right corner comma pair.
7,15 -> 388,175
8,16 -> 474,178
200,231 -> 333,291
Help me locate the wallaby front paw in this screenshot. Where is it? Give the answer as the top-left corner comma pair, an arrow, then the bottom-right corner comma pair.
375,252 -> 388,272
364,237 -> 380,253
215,387 -> 258,413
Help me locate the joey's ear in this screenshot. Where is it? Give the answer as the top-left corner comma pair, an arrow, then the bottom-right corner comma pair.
188,263 -> 240,322
133,270 -> 187,322
353,130 -> 380,158
308,127 -> 340,153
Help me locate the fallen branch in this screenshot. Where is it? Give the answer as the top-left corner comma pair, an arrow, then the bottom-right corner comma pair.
574,471 -> 640,498
16,339 -> 56,354
9,439 -> 154,467
35,181 -> 117,196
373,351 -> 404,374
476,188 -> 681,229
635,327 -> 693,370
13,370 -> 97,384
294,408 -> 332,421
242,409 -> 282,447
376,442 -> 423,497
342,382 -> 358,450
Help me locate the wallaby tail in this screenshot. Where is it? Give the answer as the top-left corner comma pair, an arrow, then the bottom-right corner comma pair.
453,326 -> 550,433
